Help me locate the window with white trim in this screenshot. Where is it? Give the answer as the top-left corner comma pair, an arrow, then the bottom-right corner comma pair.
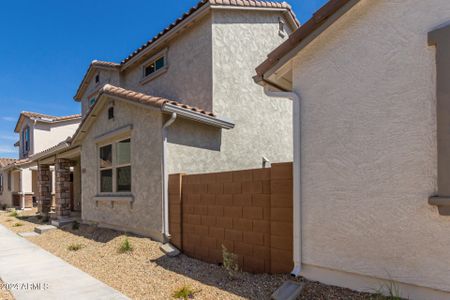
99,138 -> 131,193
22,126 -> 30,155
141,49 -> 168,83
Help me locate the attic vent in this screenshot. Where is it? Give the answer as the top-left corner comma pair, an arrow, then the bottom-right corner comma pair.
108,106 -> 114,120
95,74 -> 100,83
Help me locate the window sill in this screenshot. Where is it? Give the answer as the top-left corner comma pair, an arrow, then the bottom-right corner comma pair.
429,196 -> 450,216
139,66 -> 168,85
94,194 -> 134,208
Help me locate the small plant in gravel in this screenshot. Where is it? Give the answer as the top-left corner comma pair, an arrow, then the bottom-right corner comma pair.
1,204 -> 7,210
222,245 -> 240,279
373,279 -> 404,300
172,285 -> 198,300
5,219 -> 12,222
118,237 -> 133,253
36,215 -> 43,220
72,221 -> 80,230
12,222 -> 23,227
67,243 -> 84,251
8,211 -> 18,217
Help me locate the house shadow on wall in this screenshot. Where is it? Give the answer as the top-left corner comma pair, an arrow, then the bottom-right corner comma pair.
150,253 -> 288,299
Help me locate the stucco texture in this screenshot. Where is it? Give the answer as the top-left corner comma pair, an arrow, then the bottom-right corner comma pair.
81,99 -> 164,240
123,15 -> 213,112
168,10 -> 293,175
291,0 -> 450,293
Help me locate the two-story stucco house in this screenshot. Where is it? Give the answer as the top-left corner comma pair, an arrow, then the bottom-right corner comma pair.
255,0 -> 450,299
0,112 -> 81,209
33,0 -> 299,242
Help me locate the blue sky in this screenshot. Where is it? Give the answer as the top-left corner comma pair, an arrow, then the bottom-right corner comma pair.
0,0 -> 327,158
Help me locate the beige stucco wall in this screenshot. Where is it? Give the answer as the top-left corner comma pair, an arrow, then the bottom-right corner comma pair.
168,10 -> 293,174
81,69 -> 120,117
81,98 -> 164,240
0,170 -> 13,207
123,15 -> 213,111
289,0 -> 450,295
33,120 -> 80,154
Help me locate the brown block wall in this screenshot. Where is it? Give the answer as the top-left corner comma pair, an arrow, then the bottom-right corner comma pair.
169,162 -> 293,274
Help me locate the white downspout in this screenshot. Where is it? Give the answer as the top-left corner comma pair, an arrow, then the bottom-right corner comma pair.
264,85 -> 302,277
161,113 -> 177,242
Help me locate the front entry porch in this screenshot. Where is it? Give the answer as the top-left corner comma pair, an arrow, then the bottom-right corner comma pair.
36,147 -> 81,225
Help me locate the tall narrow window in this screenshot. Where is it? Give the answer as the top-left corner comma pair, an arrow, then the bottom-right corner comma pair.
22,127 -> 30,154
99,138 -> 131,194
0,174 -> 3,193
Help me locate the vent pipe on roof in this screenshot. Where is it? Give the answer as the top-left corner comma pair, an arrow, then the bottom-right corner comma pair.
263,84 -> 302,277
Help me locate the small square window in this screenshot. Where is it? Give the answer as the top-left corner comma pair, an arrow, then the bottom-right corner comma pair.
95,74 -> 100,83
144,55 -> 165,77
108,107 -> 114,120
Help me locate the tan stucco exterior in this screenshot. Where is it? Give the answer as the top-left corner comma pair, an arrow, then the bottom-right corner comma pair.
80,99 -> 164,240
280,0 -> 450,298
76,8 -> 294,240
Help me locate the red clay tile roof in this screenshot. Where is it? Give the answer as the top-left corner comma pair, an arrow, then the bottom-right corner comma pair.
255,0 -> 357,82
20,111 -> 81,122
0,158 -> 16,168
100,84 -> 215,117
15,112 -> 81,133
121,0 -> 298,65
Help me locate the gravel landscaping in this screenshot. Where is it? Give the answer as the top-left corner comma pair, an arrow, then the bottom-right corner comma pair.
0,210 -> 392,300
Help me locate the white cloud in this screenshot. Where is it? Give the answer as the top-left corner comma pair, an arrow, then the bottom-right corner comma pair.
0,146 -> 17,154
0,135 -> 17,141
1,116 -> 16,122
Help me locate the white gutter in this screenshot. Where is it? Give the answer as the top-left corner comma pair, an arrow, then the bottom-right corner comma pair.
161,112 -> 177,242
162,103 -> 235,129
263,85 -> 302,277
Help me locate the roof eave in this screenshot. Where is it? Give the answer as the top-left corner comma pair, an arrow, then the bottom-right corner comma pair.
162,103 -> 235,129
255,0 -> 360,82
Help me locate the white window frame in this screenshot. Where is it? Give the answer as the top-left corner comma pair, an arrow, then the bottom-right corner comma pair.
140,48 -> 168,85
97,136 -> 132,195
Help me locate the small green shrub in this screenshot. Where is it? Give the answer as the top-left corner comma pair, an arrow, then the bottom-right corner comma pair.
118,237 -> 133,253
72,221 -> 80,230
67,243 -> 84,251
9,211 -> 18,217
172,286 -> 198,300
12,222 -> 23,227
373,279 -> 404,300
36,215 -> 43,220
222,245 -> 239,279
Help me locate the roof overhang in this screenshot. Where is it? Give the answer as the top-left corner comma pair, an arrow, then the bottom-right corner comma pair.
71,85 -> 234,146
73,61 -> 120,101
254,0 -> 360,90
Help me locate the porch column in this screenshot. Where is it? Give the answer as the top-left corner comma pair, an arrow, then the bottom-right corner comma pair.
37,164 -> 52,216
54,158 -> 72,219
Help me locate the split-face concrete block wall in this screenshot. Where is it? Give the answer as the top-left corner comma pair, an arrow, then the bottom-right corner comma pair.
54,158 -> 73,218
169,162 -> 293,274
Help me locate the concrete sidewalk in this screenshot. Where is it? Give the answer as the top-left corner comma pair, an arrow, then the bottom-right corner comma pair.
0,224 -> 129,300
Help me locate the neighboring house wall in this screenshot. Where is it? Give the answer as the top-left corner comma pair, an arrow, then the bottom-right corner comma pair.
33,120 -> 80,154
17,118 -> 81,158
81,100 -> 164,240
289,0 -> 450,296
0,170 -> 13,207
168,10 -> 293,174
